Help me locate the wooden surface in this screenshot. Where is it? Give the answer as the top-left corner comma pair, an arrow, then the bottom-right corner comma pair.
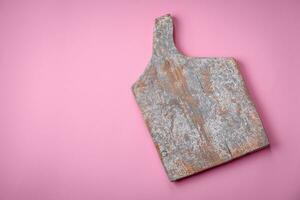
132,14 -> 269,181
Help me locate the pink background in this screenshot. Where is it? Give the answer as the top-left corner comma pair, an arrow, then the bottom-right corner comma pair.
0,0 -> 300,199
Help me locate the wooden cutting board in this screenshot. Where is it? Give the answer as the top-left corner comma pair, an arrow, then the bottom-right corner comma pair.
132,14 -> 269,181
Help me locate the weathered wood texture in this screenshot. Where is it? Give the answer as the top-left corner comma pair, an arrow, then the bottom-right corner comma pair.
132,14 -> 269,181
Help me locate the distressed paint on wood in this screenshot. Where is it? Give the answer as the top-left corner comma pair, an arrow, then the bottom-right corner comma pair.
132,14 -> 269,181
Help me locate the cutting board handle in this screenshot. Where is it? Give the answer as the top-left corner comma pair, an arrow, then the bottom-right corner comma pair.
152,14 -> 178,58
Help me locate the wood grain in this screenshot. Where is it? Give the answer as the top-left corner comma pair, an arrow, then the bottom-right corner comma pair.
132,14 -> 269,181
